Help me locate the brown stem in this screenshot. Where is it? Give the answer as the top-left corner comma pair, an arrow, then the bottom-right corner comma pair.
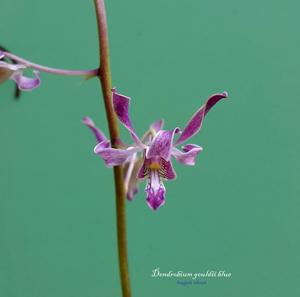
93,1 -> 131,297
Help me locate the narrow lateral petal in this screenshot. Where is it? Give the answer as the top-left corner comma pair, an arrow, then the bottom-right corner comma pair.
112,88 -> 144,148
175,92 -> 228,145
172,144 -> 203,166
10,70 -> 41,91
94,144 -> 140,167
82,117 -> 107,143
123,156 -> 143,200
146,128 -> 180,161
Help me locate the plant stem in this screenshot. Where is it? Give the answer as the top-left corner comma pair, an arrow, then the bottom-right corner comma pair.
93,1 -> 131,297
2,51 -> 98,77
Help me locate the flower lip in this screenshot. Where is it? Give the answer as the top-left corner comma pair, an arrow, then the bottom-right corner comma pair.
137,156 -> 177,181
146,187 -> 165,211
145,169 -> 166,211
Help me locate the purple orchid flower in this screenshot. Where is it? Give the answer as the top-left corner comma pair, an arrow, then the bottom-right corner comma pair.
0,49 -> 99,93
0,50 -> 40,91
83,88 -> 228,210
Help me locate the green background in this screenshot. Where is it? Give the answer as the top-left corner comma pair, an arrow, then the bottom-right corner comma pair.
0,0 -> 299,296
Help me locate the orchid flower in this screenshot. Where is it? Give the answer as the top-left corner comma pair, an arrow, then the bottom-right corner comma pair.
0,50 -> 40,91
84,88 -> 228,211
0,49 -> 98,92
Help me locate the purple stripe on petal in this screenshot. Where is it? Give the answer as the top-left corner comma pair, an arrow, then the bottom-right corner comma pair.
145,170 -> 166,211
175,92 -> 228,145
82,117 -> 107,143
159,158 -> 177,180
136,157 -> 177,180
112,88 -> 145,148
10,70 -> 41,91
94,144 -> 140,167
150,119 -> 164,132
137,157 -> 149,179
172,144 -> 203,166
0,51 -> 4,59
146,128 -> 180,161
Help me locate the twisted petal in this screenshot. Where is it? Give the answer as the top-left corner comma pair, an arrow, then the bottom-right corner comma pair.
172,144 -> 203,166
175,92 -> 228,145
10,69 -> 41,91
145,170 -> 166,211
146,128 -> 180,161
112,88 -> 145,148
94,143 -> 141,167
82,117 -> 107,143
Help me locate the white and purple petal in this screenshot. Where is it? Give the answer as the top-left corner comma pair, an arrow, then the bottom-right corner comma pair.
150,119 -> 164,132
175,92 -> 228,145
10,69 -> 41,91
172,144 -> 203,166
141,120 -> 164,146
112,88 -> 145,148
0,61 -> 25,84
123,156 -> 143,200
146,128 -> 180,161
94,143 -> 141,167
82,117 -> 107,143
145,169 -> 166,211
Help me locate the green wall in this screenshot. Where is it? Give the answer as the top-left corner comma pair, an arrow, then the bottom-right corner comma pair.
0,0 -> 299,296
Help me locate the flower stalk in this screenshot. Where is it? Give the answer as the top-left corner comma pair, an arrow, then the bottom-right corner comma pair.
93,1 -> 131,297
2,51 -> 98,77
